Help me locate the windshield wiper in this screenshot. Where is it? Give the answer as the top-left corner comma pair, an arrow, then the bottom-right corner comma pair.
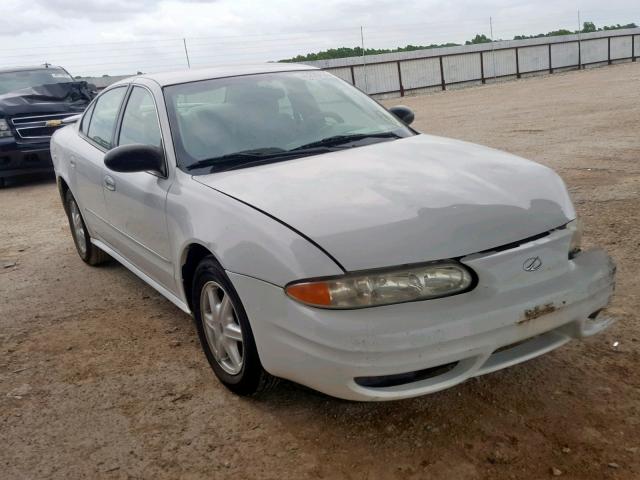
290,131 -> 402,151
186,148 -> 288,171
186,132 -> 402,172
186,146 -> 339,172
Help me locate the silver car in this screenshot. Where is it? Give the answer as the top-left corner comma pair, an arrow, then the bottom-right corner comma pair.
51,63 -> 615,401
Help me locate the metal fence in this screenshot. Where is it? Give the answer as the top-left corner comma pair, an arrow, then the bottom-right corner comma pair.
305,28 -> 640,98
77,28 -> 640,94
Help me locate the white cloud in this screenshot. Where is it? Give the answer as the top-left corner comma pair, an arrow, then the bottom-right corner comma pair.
0,0 -> 636,75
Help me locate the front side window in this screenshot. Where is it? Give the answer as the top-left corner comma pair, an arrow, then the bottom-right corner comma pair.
87,87 -> 127,149
0,68 -> 74,95
118,87 -> 162,148
164,70 -> 414,174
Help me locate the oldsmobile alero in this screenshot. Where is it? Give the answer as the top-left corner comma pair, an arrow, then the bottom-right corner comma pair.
50,63 -> 616,401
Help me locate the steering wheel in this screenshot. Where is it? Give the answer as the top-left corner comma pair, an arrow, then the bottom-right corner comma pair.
309,111 -> 345,137
322,111 -> 344,124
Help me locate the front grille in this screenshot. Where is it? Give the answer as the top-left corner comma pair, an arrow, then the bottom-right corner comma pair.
10,113 -> 75,140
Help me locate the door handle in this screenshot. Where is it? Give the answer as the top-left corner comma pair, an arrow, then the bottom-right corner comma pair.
69,160 -> 76,168
104,175 -> 116,191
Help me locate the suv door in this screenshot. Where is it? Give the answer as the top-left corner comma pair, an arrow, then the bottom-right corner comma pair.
102,85 -> 174,291
75,86 -> 127,239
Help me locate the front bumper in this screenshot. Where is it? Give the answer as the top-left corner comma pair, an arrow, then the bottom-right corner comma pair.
0,138 -> 53,179
230,229 -> 616,401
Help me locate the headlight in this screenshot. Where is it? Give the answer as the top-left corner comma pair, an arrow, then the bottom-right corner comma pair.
566,218 -> 582,258
0,119 -> 13,138
285,261 -> 474,309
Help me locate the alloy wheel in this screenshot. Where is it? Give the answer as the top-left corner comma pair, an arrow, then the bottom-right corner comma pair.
200,281 -> 244,375
69,199 -> 87,256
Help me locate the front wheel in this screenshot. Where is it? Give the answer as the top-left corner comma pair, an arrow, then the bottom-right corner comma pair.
64,190 -> 109,266
192,256 -> 277,396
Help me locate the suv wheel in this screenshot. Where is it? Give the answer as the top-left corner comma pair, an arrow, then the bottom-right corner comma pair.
192,256 -> 277,395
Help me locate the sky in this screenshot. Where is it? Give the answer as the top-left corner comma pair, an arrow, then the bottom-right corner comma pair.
0,0 -> 638,76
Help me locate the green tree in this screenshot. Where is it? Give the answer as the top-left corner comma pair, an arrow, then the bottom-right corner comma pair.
278,20 -> 638,63
465,34 -> 492,45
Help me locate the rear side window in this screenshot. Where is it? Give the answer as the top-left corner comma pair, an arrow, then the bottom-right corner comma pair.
87,87 -> 126,149
118,87 -> 162,148
79,101 -> 95,135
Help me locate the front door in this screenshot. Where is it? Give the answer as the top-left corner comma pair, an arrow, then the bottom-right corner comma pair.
102,86 -> 174,291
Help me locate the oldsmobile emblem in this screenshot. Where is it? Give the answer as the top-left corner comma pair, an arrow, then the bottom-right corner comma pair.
523,257 -> 543,272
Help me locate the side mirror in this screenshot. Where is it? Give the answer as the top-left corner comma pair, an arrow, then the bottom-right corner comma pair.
104,144 -> 165,176
389,105 -> 415,125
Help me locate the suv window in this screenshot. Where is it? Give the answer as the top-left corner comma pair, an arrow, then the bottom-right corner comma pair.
87,87 -> 126,149
118,87 -> 162,147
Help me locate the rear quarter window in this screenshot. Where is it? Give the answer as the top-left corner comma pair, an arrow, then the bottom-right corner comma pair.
86,87 -> 127,149
80,102 -> 96,135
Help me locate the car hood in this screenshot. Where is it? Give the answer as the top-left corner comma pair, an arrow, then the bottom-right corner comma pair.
0,81 -> 94,117
195,134 -> 575,271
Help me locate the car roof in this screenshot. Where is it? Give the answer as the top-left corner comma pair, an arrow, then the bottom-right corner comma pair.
122,62 -> 317,87
0,65 -> 67,74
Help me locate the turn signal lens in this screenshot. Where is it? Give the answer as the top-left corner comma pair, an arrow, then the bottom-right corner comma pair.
285,282 -> 332,307
285,261 -> 474,309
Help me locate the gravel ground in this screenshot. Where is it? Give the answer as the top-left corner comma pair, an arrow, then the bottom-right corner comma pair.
1,62 -> 639,479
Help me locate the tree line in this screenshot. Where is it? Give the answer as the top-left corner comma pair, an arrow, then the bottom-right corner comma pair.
280,21 -> 637,62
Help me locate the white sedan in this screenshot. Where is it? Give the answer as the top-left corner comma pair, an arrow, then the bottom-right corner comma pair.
50,63 -> 615,401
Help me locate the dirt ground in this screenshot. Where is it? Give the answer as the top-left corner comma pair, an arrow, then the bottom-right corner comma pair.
1,62 -> 639,480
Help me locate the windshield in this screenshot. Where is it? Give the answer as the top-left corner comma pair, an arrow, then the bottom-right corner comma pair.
164,70 -> 414,173
0,68 -> 74,95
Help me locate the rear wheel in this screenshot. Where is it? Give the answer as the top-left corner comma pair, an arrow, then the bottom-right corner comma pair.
192,256 -> 277,396
64,190 -> 109,266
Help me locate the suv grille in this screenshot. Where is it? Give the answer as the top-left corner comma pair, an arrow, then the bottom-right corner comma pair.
10,113 -> 75,140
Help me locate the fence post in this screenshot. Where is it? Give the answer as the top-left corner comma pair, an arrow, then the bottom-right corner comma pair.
608,37 -> 612,65
577,10 -> 583,69
480,51 -> 485,84
396,61 -> 405,97
515,47 -> 521,78
548,43 -> 553,73
439,56 -> 446,90
349,65 -> 355,85
633,35 -> 637,62
577,40 -> 582,69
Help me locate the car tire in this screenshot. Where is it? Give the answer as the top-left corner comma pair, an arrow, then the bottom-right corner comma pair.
192,256 -> 278,396
64,190 -> 109,266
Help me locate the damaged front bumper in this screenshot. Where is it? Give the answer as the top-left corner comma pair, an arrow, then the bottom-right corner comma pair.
229,227 -> 616,401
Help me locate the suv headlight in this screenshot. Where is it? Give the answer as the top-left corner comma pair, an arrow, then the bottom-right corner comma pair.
285,261 -> 474,309
0,119 -> 13,138
567,218 -> 582,258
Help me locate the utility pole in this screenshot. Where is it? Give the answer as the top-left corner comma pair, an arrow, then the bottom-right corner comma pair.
360,26 -> 368,93
183,38 -> 191,69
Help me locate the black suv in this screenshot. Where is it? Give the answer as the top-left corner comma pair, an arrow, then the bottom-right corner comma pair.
0,65 -> 95,186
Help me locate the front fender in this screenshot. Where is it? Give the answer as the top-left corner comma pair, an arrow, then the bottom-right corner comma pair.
168,174 -> 344,290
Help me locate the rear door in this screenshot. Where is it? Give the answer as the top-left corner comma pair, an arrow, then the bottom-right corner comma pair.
74,86 -> 128,239
102,85 -> 174,290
